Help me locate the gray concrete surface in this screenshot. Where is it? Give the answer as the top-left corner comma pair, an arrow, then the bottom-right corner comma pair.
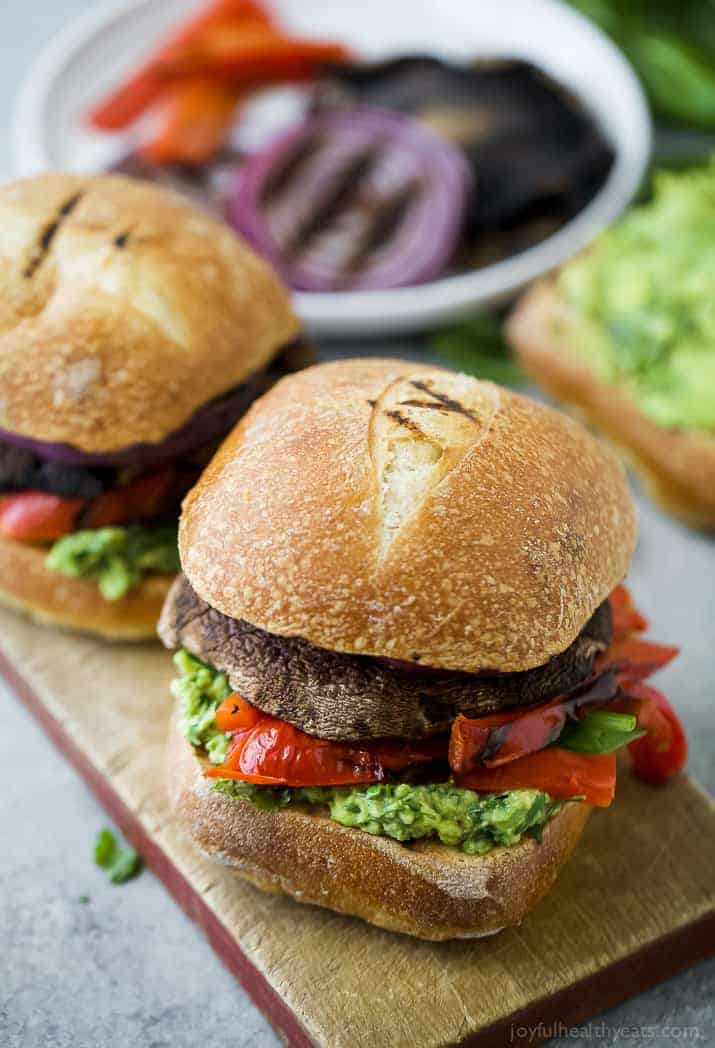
0,4 -> 713,1047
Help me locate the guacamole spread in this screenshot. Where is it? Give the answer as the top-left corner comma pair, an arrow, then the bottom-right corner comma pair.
47,524 -> 180,600
172,650 -> 562,855
171,649 -> 232,764
559,160 -> 715,432
214,780 -> 561,855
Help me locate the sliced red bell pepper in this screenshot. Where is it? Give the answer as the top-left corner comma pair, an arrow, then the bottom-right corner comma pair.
88,0 -> 275,130
205,717 -> 386,786
609,584 -> 649,641
0,467 -> 177,544
140,78 -> 245,166
209,695 -> 446,786
0,492 -> 85,542
457,748 -> 617,807
448,671 -> 619,774
215,694 -> 263,733
153,30 -> 351,84
365,735 -> 447,770
598,636 -> 679,686
624,682 -> 687,785
80,466 -> 176,529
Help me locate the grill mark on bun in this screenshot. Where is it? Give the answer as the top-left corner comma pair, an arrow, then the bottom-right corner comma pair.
407,379 -> 482,424
370,371 -> 500,560
384,409 -> 429,439
23,191 -> 83,278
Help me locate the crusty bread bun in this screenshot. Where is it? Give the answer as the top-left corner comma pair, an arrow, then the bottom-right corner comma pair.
0,173 -> 299,453
508,282 -> 715,529
0,533 -> 171,639
167,707 -> 592,940
180,358 -> 636,673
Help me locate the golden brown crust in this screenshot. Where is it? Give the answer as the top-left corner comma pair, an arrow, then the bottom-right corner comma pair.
0,533 -> 170,639
508,282 -> 715,529
0,174 -> 300,452
167,709 -> 591,940
180,358 -> 636,673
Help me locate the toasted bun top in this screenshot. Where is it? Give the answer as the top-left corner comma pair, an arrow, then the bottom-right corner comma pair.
180,358 -> 637,672
0,174 -> 299,452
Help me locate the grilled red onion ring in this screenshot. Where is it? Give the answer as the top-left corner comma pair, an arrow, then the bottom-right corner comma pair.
227,108 -> 471,291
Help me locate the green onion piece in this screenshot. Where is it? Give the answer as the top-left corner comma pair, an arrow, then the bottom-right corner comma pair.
559,711 -> 646,754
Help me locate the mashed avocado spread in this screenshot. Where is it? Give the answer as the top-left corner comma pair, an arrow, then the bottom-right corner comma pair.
172,650 -> 562,855
558,161 -> 715,432
47,525 -> 180,600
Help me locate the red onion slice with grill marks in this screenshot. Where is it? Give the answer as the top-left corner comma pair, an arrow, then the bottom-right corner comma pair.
226,108 -> 472,291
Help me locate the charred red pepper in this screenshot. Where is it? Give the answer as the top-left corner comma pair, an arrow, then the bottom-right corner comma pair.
449,671 -> 620,774
598,636 -> 679,685
80,466 -> 177,529
0,466 -> 178,544
623,682 -> 688,784
208,695 -> 446,786
609,583 -> 649,640
0,492 -> 85,542
457,748 -> 617,808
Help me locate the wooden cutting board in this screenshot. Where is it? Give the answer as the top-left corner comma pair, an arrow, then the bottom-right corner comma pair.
2,606 -> 713,1048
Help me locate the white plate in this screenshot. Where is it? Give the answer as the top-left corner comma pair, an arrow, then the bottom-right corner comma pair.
13,0 -> 651,336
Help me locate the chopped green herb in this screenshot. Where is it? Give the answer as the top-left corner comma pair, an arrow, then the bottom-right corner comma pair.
431,313 -> 526,388
93,827 -> 142,884
94,828 -> 118,868
78,894 -> 91,905
47,524 -> 180,600
107,848 -> 141,885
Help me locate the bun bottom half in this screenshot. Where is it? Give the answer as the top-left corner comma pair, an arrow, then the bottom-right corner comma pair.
508,282 -> 715,529
0,534 -> 171,640
167,708 -> 591,940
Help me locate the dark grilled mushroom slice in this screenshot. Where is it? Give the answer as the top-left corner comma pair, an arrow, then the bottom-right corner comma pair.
160,575 -> 612,742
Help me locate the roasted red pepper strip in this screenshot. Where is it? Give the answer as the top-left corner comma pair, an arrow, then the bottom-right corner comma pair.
80,466 -> 177,529
205,717 -> 385,786
366,735 -> 447,770
88,0 -> 274,130
140,78 -> 245,166
624,683 -> 687,784
598,637 -> 679,685
209,696 -> 446,785
153,31 -> 351,84
448,671 -> 619,774
0,492 -> 85,542
0,466 -> 178,543
609,584 -> 649,641
457,749 -> 617,807
215,694 -> 263,733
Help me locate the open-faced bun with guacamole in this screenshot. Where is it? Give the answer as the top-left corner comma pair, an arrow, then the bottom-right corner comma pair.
159,358 -> 687,940
0,173 -> 305,638
508,162 -> 715,529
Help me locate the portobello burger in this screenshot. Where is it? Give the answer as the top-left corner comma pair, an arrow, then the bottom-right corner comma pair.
0,173 -> 301,638
160,359 -> 687,939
